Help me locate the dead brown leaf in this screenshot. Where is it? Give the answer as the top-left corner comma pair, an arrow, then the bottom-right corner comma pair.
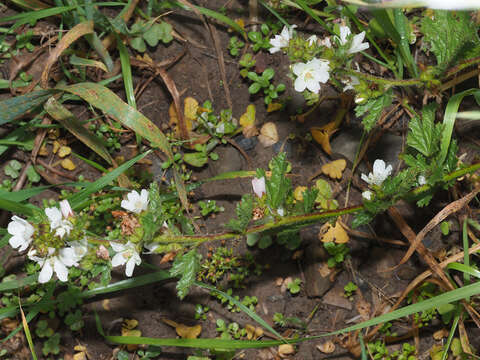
321,159 -> 346,180
278,344 -> 295,357
319,221 -> 349,244
317,340 -> 335,354
162,318 -> 202,339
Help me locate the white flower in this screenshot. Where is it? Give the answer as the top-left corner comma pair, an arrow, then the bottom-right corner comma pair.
68,238 -> 88,263
277,207 -> 285,217
423,0 -> 480,9
111,241 -> 141,277
361,159 -> 393,186
336,25 -> 369,54
8,216 -> 35,252
338,25 -> 351,45
418,175 -> 427,186
320,37 -> 332,48
362,191 -> 373,201
292,58 -> 330,93
348,31 -> 369,54
121,189 -> 149,214
28,247 -> 78,283
45,206 -> 73,239
60,199 -> 74,218
269,25 -> 296,54
252,177 -> 266,198
342,75 -> 360,92
307,35 -> 318,46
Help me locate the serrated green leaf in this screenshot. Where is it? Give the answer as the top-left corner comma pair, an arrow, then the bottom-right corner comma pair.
183,152 -> 208,167
226,194 -> 253,233
170,249 -> 201,300
26,166 -> 40,183
406,103 -> 439,157
130,36 -> 146,52
422,10 -> 480,75
266,152 -> 291,210
355,90 -> 393,132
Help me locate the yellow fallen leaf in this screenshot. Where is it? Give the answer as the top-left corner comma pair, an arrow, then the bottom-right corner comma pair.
61,158 -> 76,170
311,127 -> 337,155
319,221 -> 349,244
73,352 -> 87,360
162,319 -> 202,339
184,97 -> 198,121
102,299 -> 110,311
52,140 -> 61,154
245,324 -> 263,340
240,104 -> 256,128
317,340 -> 335,354
433,328 -> 449,340
258,122 -> 278,147
122,319 -> 138,330
293,186 -> 308,201
73,345 -> 87,352
267,102 -> 283,113
321,159 -> 346,180
58,146 -> 72,158
278,344 -> 295,357
39,144 -> 48,156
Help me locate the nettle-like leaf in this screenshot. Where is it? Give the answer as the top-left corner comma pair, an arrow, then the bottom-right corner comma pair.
143,22 -> 173,46
226,194 -> 253,233
422,10 -> 480,75
142,182 -> 164,242
265,152 -> 291,210
407,103 -> 441,157
170,249 -> 201,300
355,90 -> 393,132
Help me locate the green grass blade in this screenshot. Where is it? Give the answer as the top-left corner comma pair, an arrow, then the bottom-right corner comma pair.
57,82 -> 172,157
259,0 -> 290,27
446,263 -> 480,279
463,218 -> 470,288
195,281 -> 285,341
393,9 -> 418,78
0,90 -> 54,124
441,306 -> 460,360
67,151 -> 151,210
19,302 -> 38,360
0,6 -> 76,25
0,275 -> 38,292
71,151 -> 109,172
439,89 -> 480,165
0,187 -> 51,202
293,0 -> 333,34
0,198 -> 37,216
117,35 -> 136,108
172,1 -> 245,35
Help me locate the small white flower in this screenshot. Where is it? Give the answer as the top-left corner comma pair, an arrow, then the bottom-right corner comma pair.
45,206 -> 73,239
320,37 -> 332,48
361,159 -> 393,186
252,177 -> 266,198
292,58 -> 330,93
418,175 -> 427,186
348,31 -> 369,54
355,96 -> 366,104
121,189 -> 149,214
68,238 -> 88,263
307,35 -> 318,46
342,75 -> 360,92
362,191 -> 373,201
277,207 -> 285,217
8,216 -> 35,252
338,25 -> 351,45
144,242 -> 159,253
60,199 -> 74,218
336,25 -> 369,54
28,247 -> 78,283
111,241 -> 141,277
269,25 -> 296,54
423,0 -> 480,9
216,123 -> 225,134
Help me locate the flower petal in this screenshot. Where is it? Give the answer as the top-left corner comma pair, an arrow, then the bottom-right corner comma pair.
125,257 -> 136,277
110,242 -> 126,252
38,261 -> 53,283
111,252 -> 126,267
294,77 -> 307,92
54,257 -> 69,282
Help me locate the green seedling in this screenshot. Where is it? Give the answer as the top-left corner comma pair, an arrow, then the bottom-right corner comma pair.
42,333 -> 61,357
246,68 -> 286,104
129,19 -> 173,52
247,23 -> 272,52
324,242 -> 349,268
228,36 -> 244,56
344,281 -> 358,299
194,304 -> 210,320
287,278 -> 301,295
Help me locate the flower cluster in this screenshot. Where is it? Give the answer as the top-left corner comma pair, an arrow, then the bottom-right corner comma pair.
361,159 -> 393,200
8,200 -> 87,283
6,188 -> 155,284
269,23 -> 369,95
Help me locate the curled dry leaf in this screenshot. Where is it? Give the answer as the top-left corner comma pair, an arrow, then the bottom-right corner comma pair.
245,324 -> 264,340
433,328 -> 449,340
321,159 -> 346,180
61,158 -> 76,170
258,122 -> 278,147
240,104 -> 258,138
162,318 -> 202,339
278,344 -> 295,357
184,97 -> 199,122
319,221 -> 349,244
267,102 -> 282,113
317,340 -> 335,354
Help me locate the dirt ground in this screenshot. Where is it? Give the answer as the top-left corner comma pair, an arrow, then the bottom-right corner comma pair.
2,1 -> 480,359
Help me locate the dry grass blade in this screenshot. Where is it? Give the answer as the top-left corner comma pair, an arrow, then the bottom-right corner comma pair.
397,188 -> 480,267
157,68 -> 189,141
41,21 -> 94,88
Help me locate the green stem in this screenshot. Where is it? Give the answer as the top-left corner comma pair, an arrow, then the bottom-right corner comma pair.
443,55 -> 480,80
151,161 -> 480,246
340,69 -> 423,87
